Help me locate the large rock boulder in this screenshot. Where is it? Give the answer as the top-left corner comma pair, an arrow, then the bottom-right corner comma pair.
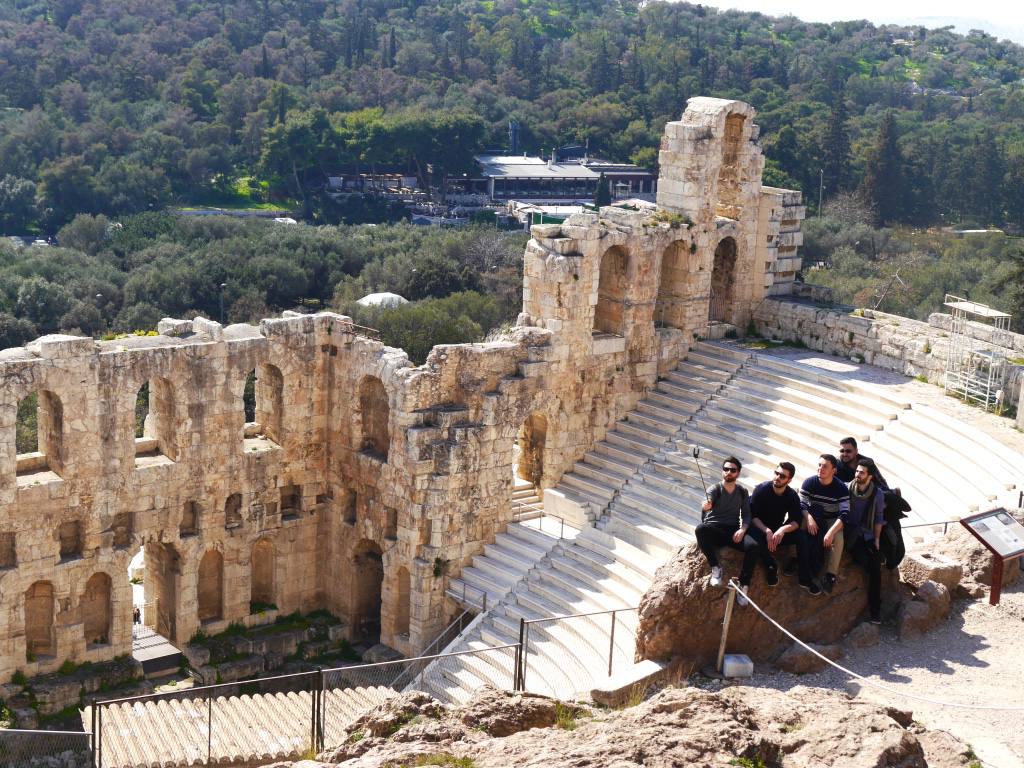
269,684 -> 975,768
635,544 -> 900,667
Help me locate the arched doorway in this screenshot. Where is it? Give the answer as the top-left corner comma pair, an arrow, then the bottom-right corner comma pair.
82,572 -> 112,646
655,240 -> 694,329
593,247 -> 628,336
709,237 -> 737,324
146,541 -> 180,641
251,538 -> 275,609
25,581 -> 55,658
197,550 -> 223,622
351,540 -> 383,642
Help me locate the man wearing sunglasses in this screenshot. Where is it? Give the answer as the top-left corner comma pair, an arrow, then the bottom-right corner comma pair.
741,462 -> 803,596
835,437 -> 888,490
695,456 -> 750,591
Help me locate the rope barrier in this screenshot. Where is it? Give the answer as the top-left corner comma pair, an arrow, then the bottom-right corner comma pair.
726,578 -> 1024,712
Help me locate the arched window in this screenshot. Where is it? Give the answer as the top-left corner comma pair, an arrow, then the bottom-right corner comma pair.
224,493 -> 242,529
197,550 -> 223,622
135,377 -> 177,462
16,390 -> 64,478
351,540 -> 383,642
358,377 -> 390,460
244,364 -> 284,447
593,247 -> 628,336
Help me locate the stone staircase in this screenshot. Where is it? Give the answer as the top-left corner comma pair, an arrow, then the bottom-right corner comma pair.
419,340 -> 1024,702
86,685 -> 396,768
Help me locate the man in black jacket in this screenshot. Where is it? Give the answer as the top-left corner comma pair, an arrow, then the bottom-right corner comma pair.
835,437 -> 888,489
739,461 -> 803,600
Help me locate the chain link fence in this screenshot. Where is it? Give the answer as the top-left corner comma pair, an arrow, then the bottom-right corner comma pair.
0,728 -> 91,768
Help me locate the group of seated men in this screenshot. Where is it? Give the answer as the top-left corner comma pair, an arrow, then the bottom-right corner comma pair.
695,437 -> 887,624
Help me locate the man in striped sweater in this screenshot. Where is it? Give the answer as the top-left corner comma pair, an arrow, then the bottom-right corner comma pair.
797,454 -> 850,596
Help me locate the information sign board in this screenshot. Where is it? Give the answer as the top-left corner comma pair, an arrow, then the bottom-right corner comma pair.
960,508 -> 1024,605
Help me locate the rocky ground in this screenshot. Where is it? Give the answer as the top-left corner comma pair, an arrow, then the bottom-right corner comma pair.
267,683 -> 981,768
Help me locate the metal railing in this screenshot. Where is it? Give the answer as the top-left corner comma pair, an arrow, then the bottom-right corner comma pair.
515,606 -> 639,696
511,500 -> 570,540
0,728 -> 91,767
448,580 -> 489,613
386,610 -> 475,690
91,643 -> 520,768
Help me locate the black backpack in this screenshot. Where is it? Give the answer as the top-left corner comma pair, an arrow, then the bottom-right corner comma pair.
879,488 -> 911,569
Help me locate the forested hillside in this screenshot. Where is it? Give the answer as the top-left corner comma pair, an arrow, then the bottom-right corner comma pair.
2,0 -> 1024,231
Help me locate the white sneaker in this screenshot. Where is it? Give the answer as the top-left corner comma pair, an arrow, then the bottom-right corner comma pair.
710,566 -> 723,587
736,585 -> 749,606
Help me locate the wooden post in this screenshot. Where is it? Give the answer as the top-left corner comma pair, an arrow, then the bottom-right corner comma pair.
990,554 -> 1004,606
716,586 -> 737,674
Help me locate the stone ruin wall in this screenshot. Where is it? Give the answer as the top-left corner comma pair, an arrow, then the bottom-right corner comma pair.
0,97 -> 806,682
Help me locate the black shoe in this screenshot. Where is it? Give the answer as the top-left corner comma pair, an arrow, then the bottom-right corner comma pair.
800,579 -> 822,596
783,559 -> 798,576
766,567 -> 779,587
822,573 -> 837,594
870,615 -> 882,625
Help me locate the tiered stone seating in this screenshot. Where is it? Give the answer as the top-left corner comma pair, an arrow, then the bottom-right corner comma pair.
418,340 -> 1024,703
86,685 -> 395,768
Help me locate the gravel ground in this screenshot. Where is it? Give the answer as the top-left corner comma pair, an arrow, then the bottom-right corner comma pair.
735,578 -> 1024,768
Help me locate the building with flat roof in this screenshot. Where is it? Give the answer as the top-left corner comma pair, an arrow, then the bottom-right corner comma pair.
453,153 -> 656,203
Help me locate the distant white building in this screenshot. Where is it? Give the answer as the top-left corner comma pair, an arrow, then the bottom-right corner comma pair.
356,292 -> 409,309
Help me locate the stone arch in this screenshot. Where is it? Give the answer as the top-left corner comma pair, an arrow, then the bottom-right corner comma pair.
716,112 -> 747,220
257,363 -> 284,444
516,413 -> 547,487
82,572 -> 112,646
25,580 -> 55,658
351,540 -> 383,642
16,390 -> 64,477
251,538 -> 275,608
358,376 -> 390,460
593,246 -> 628,336
655,239 -> 697,330
395,566 -> 411,636
709,237 -> 738,324
197,550 -> 223,622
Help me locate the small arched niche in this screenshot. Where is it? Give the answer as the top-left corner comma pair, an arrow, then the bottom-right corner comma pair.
395,566 -> 411,637
351,540 -> 383,642
250,538 -> 276,610
25,580 -> 55,659
516,413 -> 547,488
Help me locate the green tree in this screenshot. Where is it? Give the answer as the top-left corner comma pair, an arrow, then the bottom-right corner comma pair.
36,156 -> 99,231
594,172 -> 611,207
0,176 -> 37,233
821,86 -> 852,198
861,112 -> 905,225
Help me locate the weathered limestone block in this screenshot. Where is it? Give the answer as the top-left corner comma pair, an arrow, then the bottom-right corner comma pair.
900,551 -> 963,592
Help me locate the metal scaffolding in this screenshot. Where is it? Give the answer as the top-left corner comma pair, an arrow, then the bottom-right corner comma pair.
942,294 -> 1012,411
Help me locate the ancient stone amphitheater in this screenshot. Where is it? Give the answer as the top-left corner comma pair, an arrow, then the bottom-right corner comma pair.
3,97 -> 1022,764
